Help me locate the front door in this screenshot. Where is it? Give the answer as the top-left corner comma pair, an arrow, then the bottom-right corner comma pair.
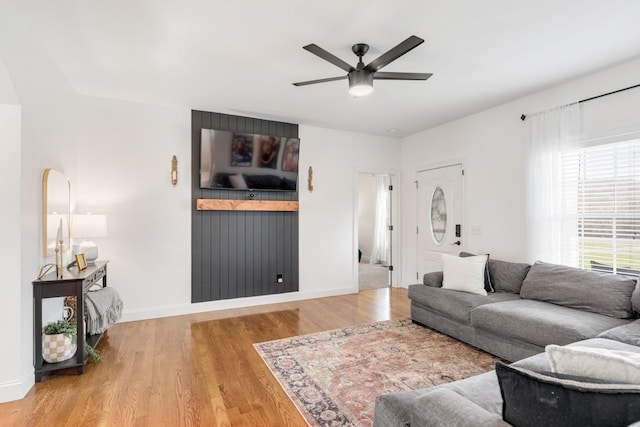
416,164 -> 464,278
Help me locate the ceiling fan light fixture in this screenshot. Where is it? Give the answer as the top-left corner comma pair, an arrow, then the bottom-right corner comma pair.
293,36 -> 430,96
348,70 -> 374,97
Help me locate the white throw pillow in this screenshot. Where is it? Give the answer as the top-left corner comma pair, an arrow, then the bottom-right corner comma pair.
229,174 -> 248,189
441,253 -> 488,296
546,344 -> 640,384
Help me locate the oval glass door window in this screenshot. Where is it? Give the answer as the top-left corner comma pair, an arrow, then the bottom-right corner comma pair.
430,187 -> 447,244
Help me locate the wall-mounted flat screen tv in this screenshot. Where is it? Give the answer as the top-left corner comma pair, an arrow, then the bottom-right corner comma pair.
200,129 -> 300,191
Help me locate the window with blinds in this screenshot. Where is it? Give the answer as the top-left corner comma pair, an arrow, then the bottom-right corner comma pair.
562,138 -> 640,276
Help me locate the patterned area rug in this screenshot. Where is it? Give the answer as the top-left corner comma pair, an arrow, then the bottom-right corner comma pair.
254,318 -> 501,427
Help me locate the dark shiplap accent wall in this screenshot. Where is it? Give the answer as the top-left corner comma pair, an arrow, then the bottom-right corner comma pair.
191,110 -> 299,303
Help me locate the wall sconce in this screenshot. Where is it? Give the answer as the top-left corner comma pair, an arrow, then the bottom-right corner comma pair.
308,166 -> 314,192
171,155 -> 178,186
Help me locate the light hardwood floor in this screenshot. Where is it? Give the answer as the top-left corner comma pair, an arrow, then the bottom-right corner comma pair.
0,288 -> 410,426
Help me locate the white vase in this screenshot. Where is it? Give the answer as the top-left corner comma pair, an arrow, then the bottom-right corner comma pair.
42,333 -> 77,363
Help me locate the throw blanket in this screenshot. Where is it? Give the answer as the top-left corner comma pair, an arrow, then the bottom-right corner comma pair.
84,287 -> 123,335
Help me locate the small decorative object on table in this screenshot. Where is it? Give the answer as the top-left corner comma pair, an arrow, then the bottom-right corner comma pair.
55,217 -> 64,279
75,252 -> 88,271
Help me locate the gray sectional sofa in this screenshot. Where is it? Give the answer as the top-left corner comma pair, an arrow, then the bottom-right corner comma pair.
374,258 -> 640,427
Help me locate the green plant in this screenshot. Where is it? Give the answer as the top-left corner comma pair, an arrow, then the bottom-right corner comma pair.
43,320 -> 103,362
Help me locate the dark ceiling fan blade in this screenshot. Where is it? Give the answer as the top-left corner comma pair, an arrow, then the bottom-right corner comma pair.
364,35 -> 424,72
303,44 -> 354,73
374,72 -> 433,81
292,75 -> 347,86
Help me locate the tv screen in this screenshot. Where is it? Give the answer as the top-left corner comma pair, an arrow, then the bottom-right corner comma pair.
200,129 -> 300,191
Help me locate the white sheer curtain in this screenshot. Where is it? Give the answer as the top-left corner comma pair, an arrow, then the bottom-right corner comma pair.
526,103 -> 581,264
370,175 -> 390,265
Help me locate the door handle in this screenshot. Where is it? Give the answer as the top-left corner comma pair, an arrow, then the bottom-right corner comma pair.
451,241 -> 461,246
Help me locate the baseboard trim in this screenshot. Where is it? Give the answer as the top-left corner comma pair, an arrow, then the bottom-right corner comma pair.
120,287 -> 354,323
0,370 -> 34,403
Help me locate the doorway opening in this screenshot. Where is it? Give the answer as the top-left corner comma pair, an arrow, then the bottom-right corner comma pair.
357,173 -> 394,291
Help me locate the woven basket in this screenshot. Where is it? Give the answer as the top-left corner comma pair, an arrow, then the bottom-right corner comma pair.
42,333 -> 76,363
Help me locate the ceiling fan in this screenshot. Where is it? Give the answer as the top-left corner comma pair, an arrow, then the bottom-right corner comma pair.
292,35 -> 432,97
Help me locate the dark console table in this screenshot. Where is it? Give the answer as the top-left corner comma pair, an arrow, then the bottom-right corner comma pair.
32,261 -> 108,382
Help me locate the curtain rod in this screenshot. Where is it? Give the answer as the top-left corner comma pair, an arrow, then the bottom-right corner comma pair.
520,83 -> 640,121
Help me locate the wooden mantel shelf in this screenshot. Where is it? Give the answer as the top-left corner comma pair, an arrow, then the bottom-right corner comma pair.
197,199 -> 299,212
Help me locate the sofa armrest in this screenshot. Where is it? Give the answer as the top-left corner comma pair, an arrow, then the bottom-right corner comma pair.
423,271 -> 444,287
411,388 -> 510,427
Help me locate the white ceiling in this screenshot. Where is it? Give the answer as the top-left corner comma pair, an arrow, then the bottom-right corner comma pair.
14,0 -> 640,137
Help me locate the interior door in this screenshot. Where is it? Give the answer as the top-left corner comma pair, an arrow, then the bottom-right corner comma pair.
357,173 -> 394,289
416,164 -> 464,278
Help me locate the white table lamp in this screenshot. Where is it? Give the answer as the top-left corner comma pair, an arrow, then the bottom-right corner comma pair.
72,214 -> 108,264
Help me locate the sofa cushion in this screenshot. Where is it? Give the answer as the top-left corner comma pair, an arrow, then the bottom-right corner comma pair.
410,388 -> 509,427
374,371 -> 504,427
487,259 -> 530,294
373,388 -> 422,427
471,299 -> 629,347
229,173 -> 248,189
598,319 -> 640,346
408,284 -> 519,324
442,253 -> 488,296
496,361 -> 640,427
435,370 -> 504,416
546,344 -> 640,383
520,261 -> 638,319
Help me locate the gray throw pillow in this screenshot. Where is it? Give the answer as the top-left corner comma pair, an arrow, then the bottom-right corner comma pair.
591,260 -> 640,278
423,271 -> 443,287
459,251 -> 494,292
520,261 -> 638,319
488,259 -> 531,294
496,362 -> 640,427
632,285 -> 640,315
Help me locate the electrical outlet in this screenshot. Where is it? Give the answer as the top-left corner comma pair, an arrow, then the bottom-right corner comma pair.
277,274 -> 283,284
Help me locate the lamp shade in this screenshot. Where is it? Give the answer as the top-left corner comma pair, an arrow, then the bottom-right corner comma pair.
72,214 -> 108,238
348,70 -> 374,97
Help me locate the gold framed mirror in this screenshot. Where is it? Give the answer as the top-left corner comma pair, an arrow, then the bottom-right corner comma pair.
42,169 -> 71,258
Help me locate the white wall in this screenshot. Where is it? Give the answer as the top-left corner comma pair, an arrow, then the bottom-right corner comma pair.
0,0 -> 85,401
0,56 -> 18,104
299,126 -> 400,295
400,56 -> 640,285
74,96 -> 192,317
0,56 -> 24,403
